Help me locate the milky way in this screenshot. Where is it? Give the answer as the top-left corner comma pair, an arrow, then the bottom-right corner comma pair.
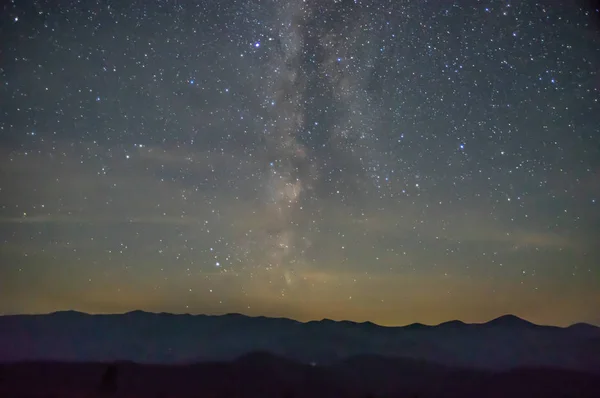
1,0 -> 599,326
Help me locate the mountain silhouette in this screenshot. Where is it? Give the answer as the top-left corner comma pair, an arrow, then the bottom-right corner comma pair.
484,314 -> 537,328
0,311 -> 598,374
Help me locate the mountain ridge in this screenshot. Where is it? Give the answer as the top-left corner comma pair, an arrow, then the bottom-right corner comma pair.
21,309 -> 596,329
1,311 -> 599,373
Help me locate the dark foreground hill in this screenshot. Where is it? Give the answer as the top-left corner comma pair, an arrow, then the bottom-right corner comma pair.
1,353 -> 599,398
1,311 -> 599,373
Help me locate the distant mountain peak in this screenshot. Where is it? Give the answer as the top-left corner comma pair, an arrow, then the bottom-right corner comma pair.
486,314 -> 534,327
360,320 -> 377,327
438,320 -> 467,327
124,310 -> 153,316
50,310 -> 87,317
568,322 -> 599,331
320,318 -> 337,323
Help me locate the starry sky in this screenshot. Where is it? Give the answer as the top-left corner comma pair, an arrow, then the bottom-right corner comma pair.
1,0 -> 600,327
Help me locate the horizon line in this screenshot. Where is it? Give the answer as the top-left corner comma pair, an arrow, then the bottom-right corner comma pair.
1,309 -> 598,329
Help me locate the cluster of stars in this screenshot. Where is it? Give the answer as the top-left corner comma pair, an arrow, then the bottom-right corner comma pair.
0,0 -> 599,326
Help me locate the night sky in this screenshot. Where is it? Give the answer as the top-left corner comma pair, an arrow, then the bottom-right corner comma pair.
1,0 -> 600,327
